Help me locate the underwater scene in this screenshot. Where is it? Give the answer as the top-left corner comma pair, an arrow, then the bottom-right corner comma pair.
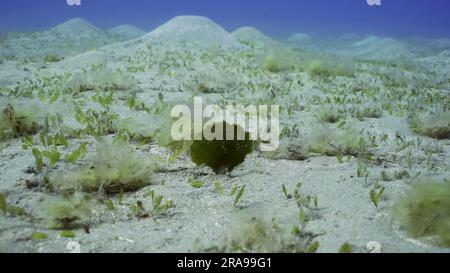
0,0 -> 449,254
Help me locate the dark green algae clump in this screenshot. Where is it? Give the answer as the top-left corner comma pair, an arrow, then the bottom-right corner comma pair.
190,121 -> 255,174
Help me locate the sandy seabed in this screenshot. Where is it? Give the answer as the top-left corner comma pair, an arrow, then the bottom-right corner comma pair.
0,16 -> 449,253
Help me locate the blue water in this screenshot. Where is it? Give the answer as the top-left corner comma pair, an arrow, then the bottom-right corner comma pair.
0,0 -> 449,38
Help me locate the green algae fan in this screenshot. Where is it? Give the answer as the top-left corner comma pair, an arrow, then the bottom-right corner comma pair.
53,141 -> 157,194
261,48 -> 299,73
0,104 -> 39,140
46,193 -> 93,230
200,212 -> 319,253
410,110 -> 450,139
394,178 -> 450,247
190,121 -> 254,174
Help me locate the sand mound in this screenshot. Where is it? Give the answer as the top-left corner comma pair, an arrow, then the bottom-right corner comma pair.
434,39 -> 450,49
406,37 -> 450,57
58,50 -> 112,70
231,26 -> 279,48
438,50 -> 450,57
140,16 -> 242,50
352,36 -> 413,59
109,25 -> 147,40
0,18 -> 135,59
286,33 -> 313,45
51,18 -> 103,39
353,35 -> 381,47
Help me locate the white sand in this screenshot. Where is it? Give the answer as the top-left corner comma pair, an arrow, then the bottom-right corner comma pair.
0,16 -> 449,253
232,27 -> 280,48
